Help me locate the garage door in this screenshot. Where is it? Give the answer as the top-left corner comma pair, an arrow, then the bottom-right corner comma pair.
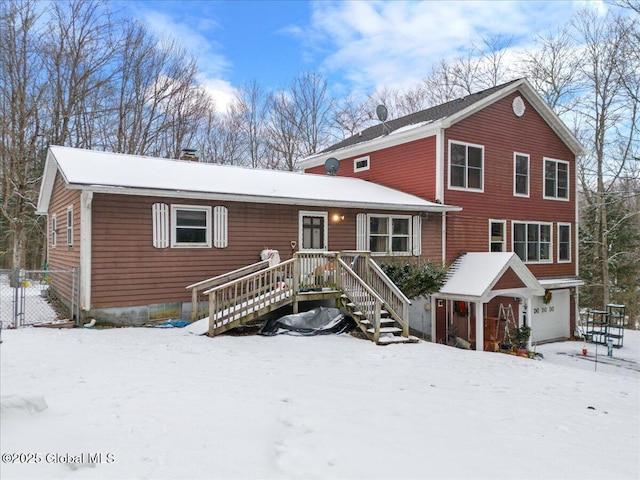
531,289 -> 570,343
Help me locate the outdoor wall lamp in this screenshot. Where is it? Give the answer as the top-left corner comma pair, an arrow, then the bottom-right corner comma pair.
331,213 -> 345,223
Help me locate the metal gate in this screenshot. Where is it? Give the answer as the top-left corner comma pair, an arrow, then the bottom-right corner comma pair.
0,268 -> 79,329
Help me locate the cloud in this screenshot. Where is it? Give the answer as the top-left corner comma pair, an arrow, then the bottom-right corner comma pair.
197,76 -> 237,113
304,0 -> 583,95
131,3 -> 235,112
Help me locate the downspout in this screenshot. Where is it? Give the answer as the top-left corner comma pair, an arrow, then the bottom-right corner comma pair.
80,191 -> 93,313
574,154 -> 580,336
436,128 -> 446,264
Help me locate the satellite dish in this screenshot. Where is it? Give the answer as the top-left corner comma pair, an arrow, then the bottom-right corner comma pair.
376,104 -> 388,122
324,157 -> 340,176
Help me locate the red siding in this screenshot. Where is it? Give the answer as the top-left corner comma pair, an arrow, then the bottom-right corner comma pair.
494,268 -> 526,290
307,136 -> 438,201
46,172 -> 81,301
89,194 -> 439,309
443,91 -> 577,280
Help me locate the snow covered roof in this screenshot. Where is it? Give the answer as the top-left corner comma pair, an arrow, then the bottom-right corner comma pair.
436,252 -> 544,302
37,146 -> 461,214
299,78 -> 588,169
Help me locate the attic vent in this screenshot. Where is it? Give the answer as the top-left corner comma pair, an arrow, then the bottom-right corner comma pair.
512,96 -> 526,117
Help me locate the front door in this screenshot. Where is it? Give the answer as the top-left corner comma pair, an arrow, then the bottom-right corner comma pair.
299,211 -> 328,251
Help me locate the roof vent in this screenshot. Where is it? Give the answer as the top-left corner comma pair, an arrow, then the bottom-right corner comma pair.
512,96 -> 526,117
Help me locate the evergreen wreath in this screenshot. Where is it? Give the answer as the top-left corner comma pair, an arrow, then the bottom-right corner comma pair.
454,300 -> 468,316
543,290 -> 553,304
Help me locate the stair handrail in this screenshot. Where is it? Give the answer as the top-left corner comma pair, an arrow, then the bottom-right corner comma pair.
337,257 -> 385,342
203,258 -> 294,295
366,259 -> 411,337
204,258 -> 296,335
186,259 -> 271,321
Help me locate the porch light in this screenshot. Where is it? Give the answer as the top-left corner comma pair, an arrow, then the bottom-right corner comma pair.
331,213 -> 345,223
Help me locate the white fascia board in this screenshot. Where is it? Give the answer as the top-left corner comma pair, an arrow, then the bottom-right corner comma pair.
538,278 -> 585,289
440,79 -> 587,158
36,152 -> 60,214
299,124 -> 442,169
68,184 -> 462,213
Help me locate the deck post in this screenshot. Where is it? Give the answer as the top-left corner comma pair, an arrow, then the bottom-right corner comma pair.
292,256 -> 300,313
402,304 -> 410,337
208,291 -> 216,336
373,298 -> 382,344
191,288 -> 198,322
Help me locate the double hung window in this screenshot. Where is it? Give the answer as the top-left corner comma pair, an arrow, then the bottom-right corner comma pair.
513,222 -> 552,263
514,153 -> 529,197
544,159 -> 569,200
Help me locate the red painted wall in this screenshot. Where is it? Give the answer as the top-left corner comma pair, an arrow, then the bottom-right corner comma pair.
306,136 -> 439,202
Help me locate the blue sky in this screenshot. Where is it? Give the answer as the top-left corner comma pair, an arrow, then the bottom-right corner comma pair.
118,0 -> 611,109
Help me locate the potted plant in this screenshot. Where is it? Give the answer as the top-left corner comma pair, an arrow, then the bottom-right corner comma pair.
512,324 -> 531,356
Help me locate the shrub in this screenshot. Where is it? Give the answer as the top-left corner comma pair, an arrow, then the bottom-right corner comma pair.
380,261 -> 447,298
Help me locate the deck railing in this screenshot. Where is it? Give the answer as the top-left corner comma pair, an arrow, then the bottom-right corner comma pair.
187,251 -> 411,340
186,260 -> 270,321
336,257 -> 384,342
203,259 -> 296,335
366,260 -> 411,336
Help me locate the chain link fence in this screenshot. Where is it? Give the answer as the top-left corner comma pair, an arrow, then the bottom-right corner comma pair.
0,268 -> 78,329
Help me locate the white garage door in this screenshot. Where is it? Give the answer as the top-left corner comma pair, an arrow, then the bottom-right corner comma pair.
531,289 -> 570,343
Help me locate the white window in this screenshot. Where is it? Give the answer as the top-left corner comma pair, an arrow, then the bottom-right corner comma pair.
514,153 -> 529,197
51,214 -> 57,248
66,206 -> 73,247
353,156 -> 370,172
299,211 -> 328,251
369,215 -> 412,255
513,222 -> 552,263
170,205 -> 212,248
558,223 -> 571,263
489,220 -> 506,252
449,141 -> 484,191
544,158 -> 569,200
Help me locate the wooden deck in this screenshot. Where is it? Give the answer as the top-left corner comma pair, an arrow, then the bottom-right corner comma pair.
186,252 -> 414,345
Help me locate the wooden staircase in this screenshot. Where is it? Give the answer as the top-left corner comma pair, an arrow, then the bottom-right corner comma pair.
186,252 -> 416,345
340,295 -> 419,344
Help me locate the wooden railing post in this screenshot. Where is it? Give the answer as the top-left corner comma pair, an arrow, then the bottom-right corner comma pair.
292,255 -> 300,313
191,288 -> 198,322
208,291 -> 217,336
373,298 -> 382,344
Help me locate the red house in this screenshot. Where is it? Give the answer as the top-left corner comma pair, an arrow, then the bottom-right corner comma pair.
300,78 -> 587,348
36,146 -> 459,343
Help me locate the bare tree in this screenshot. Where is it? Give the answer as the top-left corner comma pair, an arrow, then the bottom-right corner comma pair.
290,72 -> 333,156
235,80 -> 267,168
572,8 -> 639,307
264,90 -> 301,171
42,0 -> 115,147
0,0 -> 48,269
330,94 -> 372,140
520,26 -> 581,114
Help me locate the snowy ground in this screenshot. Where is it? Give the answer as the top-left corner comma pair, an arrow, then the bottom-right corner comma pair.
0,273 -> 57,328
1,326 -> 638,480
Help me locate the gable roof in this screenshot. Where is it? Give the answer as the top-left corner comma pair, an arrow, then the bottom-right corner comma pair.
300,78 -> 587,169
36,146 -> 461,214
436,252 -> 544,302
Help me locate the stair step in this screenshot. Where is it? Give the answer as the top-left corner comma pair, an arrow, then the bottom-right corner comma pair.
367,326 -> 402,334
377,335 -> 420,345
